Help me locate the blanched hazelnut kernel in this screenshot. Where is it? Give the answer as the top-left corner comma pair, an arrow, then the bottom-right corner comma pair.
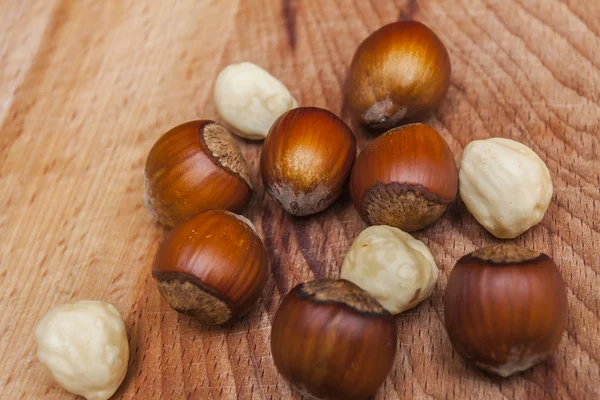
341,225 -> 438,314
213,62 -> 298,140
459,138 -> 553,239
35,301 -> 129,400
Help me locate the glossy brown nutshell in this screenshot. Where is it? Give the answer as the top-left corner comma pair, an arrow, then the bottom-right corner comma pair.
270,279 -> 397,400
152,210 -> 268,325
348,20 -> 451,131
349,123 -> 457,231
260,107 -> 356,216
444,245 -> 568,377
144,120 -> 252,227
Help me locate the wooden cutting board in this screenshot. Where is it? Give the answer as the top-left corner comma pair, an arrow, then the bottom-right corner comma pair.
1,0 -> 598,398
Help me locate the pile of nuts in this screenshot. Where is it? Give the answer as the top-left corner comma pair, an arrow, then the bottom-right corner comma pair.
35,20 -> 566,400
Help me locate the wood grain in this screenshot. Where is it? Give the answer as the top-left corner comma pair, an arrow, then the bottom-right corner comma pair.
0,0 -> 598,398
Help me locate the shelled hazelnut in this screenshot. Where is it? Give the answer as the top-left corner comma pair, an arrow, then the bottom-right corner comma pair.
459,138 -> 553,238
214,62 -> 298,140
341,225 -> 438,314
35,301 -> 129,400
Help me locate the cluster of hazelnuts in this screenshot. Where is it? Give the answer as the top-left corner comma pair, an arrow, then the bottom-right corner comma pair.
36,21 -> 556,399
31,20 -> 566,400
142,21 -> 566,400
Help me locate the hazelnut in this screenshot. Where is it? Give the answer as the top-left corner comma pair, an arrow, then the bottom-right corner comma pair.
152,210 -> 268,325
341,225 -> 438,314
144,120 -> 252,227
459,138 -> 553,238
348,20 -> 451,131
270,279 -> 397,400
349,123 -> 458,231
444,244 -> 568,377
260,107 -> 356,216
213,62 -> 298,140
35,301 -> 129,400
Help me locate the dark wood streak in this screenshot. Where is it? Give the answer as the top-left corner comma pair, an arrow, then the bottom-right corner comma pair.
398,0 -> 419,21
282,0 -> 298,49
293,218 -> 326,280
260,204 -> 288,296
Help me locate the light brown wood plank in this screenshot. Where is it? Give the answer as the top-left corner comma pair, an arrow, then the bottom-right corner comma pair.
0,0 -> 598,398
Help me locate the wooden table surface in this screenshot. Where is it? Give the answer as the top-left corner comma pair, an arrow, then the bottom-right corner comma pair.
1,0 -> 599,399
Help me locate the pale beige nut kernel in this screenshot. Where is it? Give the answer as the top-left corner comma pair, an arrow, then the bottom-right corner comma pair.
35,301 -> 129,400
340,225 -> 438,314
213,62 -> 298,140
459,138 -> 553,239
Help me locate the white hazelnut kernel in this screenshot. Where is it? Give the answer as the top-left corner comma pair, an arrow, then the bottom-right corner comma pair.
341,225 -> 438,314
35,300 -> 130,400
213,62 -> 298,140
459,138 -> 553,239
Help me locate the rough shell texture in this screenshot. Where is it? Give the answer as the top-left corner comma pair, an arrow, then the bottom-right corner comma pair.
144,120 -> 252,227
296,279 -> 389,316
341,225 -> 438,314
152,210 -> 268,325
444,244 -> 567,377
271,279 -> 397,400
349,123 -> 457,231
459,137 -> 553,239
348,20 -> 451,131
260,107 -> 356,216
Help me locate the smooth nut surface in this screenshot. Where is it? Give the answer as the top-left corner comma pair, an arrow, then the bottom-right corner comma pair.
144,120 -> 252,227
260,107 -> 356,216
270,279 -> 397,400
341,225 -> 438,314
152,210 -> 268,325
35,301 -> 129,400
444,244 -> 567,377
348,20 -> 451,131
214,62 -> 298,140
459,138 -> 553,238
349,123 -> 457,231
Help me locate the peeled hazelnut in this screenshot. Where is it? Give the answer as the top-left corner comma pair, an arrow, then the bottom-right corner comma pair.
348,20 -> 451,131
214,62 -> 298,140
271,279 -> 397,400
341,225 -> 438,314
349,123 -> 457,231
260,107 -> 356,216
459,138 -> 553,239
444,244 -> 568,377
35,301 -> 129,400
152,210 -> 268,325
144,120 -> 252,227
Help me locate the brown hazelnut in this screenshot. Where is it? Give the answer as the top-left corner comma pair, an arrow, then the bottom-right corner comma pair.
348,20 -> 451,131
270,279 -> 397,400
349,123 -> 457,231
260,107 -> 356,216
444,244 -> 568,377
152,210 -> 268,325
144,120 -> 252,227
